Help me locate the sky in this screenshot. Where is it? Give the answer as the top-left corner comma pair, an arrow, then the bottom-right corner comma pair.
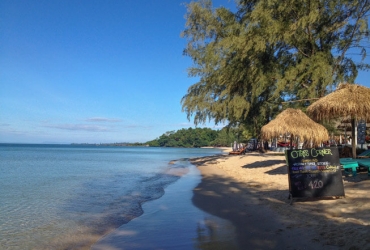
0,0 -> 369,144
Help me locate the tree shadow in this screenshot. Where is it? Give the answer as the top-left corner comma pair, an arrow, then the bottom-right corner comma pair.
342,169 -> 370,183
242,159 -> 286,169
265,165 -> 288,175
190,154 -> 230,167
192,173 -> 370,249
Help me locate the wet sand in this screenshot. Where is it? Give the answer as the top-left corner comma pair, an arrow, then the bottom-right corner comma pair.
91,162 -> 239,250
190,151 -> 370,249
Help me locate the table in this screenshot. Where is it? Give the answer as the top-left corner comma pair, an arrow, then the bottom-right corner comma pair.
340,158 -> 370,176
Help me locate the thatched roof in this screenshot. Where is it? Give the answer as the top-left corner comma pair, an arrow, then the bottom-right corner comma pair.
261,108 -> 329,144
307,83 -> 370,121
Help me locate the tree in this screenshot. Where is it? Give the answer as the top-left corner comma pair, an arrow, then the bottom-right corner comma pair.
181,0 -> 370,133
146,127 -> 232,147
146,128 -> 196,147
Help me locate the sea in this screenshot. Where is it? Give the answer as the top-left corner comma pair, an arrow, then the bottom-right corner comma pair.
0,144 -> 226,250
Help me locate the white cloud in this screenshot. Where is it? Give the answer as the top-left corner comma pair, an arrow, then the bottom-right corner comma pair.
44,124 -> 109,132
85,117 -> 122,123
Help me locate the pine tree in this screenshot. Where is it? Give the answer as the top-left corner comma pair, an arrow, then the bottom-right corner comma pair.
181,0 -> 369,133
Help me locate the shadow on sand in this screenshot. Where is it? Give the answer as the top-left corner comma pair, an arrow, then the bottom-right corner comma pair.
192,163 -> 370,249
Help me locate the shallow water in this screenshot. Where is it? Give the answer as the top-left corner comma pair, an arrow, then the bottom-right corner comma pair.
0,144 -> 223,249
92,162 -> 238,250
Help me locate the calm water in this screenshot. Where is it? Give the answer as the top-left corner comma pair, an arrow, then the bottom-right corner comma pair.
0,144 -> 223,250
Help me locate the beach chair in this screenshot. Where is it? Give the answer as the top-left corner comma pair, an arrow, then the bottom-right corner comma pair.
357,149 -> 370,159
229,146 -> 246,155
277,141 -> 290,147
357,159 -> 370,176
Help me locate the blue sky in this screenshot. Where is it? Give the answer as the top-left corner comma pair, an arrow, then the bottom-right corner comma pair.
1,0 -> 369,144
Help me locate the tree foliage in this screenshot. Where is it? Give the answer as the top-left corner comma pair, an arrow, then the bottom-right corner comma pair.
146,127 -> 242,147
181,0 -> 370,133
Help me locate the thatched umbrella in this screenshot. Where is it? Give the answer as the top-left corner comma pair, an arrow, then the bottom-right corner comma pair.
261,108 -> 329,148
307,83 -> 370,158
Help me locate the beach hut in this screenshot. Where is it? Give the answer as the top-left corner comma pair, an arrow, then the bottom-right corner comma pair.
261,108 -> 329,148
307,83 -> 370,158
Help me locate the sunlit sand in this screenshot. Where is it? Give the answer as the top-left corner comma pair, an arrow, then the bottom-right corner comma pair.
190,150 -> 370,249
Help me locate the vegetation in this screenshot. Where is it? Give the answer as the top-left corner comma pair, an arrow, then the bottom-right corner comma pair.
181,0 -> 370,136
146,127 -> 248,147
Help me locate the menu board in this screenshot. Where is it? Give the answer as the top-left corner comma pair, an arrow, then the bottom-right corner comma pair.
357,121 -> 366,144
286,147 -> 345,199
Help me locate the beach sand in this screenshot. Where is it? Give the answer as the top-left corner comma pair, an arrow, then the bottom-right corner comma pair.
190,151 -> 370,249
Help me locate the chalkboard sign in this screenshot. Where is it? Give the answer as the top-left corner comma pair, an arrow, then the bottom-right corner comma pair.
357,121 -> 366,144
286,147 -> 345,199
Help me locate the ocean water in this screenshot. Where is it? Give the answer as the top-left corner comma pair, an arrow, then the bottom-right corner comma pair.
0,144 -> 223,250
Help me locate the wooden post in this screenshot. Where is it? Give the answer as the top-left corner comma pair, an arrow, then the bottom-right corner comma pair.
351,118 -> 356,159
290,135 -> 294,150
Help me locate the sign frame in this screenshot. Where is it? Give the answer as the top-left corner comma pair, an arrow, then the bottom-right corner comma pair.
285,147 -> 345,204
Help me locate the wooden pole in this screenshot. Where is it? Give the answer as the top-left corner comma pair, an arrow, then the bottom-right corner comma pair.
351,118 -> 357,159
290,135 -> 294,150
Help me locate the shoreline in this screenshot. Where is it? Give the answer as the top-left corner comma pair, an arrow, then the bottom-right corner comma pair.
84,149 -> 232,250
190,151 -> 370,249
92,161 -> 239,249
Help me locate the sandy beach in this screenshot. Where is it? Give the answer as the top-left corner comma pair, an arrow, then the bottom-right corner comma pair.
190,150 -> 370,249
